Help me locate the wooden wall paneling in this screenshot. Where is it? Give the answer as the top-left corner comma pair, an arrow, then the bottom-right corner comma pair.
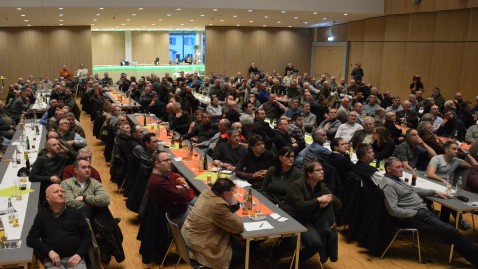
364,17 -> 386,41
331,24 -> 348,42
224,28 -> 246,75
435,9 -> 470,41
407,12 -> 436,41
69,27 -> 93,75
131,31 -> 142,65
347,20 -> 366,41
155,32 -> 170,66
114,32 -> 125,66
361,42 -> 383,86
384,14 -> 409,41
347,42 -> 364,80
429,43 -> 465,100
91,31 -> 124,66
402,42 -> 433,95
466,8 -> 478,41
0,30 -> 10,99
385,0 -> 478,14
141,32 -> 156,64
458,43 -> 478,101
313,46 -> 345,79
49,28 -> 73,77
379,42 -> 407,96
205,27 -> 225,75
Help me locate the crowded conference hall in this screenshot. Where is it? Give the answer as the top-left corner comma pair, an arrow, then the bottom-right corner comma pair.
1,1 -> 478,269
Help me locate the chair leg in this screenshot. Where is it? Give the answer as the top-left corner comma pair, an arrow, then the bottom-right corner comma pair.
380,230 -> 400,259
175,256 -> 182,269
415,230 -> 422,264
315,253 -> 324,269
160,239 -> 174,268
288,250 -> 295,269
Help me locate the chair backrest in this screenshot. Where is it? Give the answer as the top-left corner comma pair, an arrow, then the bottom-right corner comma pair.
165,213 -> 192,266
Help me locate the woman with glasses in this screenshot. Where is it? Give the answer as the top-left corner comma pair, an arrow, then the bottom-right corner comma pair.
261,146 -> 304,204
371,126 -> 396,161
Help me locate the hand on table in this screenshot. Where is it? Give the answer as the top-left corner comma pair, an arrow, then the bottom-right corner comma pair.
435,190 -> 451,199
252,170 -> 267,179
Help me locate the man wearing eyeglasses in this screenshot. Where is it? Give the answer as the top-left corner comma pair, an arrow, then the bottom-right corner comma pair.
148,151 -> 196,227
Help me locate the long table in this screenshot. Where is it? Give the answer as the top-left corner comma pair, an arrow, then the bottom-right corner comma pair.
0,120 -> 46,268
127,114 -> 307,269
105,90 -> 142,111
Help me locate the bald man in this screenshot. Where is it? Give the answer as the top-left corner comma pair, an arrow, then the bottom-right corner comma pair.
29,138 -> 76,204
27,184 -> 91,269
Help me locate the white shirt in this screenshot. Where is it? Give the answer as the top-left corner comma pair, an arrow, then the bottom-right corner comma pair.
335,122 -> 364,143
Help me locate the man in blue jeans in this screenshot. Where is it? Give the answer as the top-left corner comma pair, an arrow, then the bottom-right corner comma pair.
380,157 -> 478,266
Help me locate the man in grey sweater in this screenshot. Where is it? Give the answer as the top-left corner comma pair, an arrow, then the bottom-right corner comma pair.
380,157 -> 478,266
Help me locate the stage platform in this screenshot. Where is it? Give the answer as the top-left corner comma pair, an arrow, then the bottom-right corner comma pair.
92,64 -> 205,80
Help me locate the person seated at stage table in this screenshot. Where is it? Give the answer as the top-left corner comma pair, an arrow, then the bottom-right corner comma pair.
61,159 -> 110,219
335,111 -> 364,143
392,129 -> 437,172
371,126 -> 396,161
181,178 -> 244,269
235,135 -> 275,189
30,138 -> 76,204
27,184 -> 91,269
62,148 -> 102,182
148,151 -> 196,227
262,146 -> 304,205
380,157 -> 478,267
417,120 -> 444,155
212,128 -> 247,170
350,143 -> 383,185
275,160 -> 341,263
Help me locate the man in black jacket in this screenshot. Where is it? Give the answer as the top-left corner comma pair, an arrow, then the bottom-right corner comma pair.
183,111 -> 218,145
251,108 -> 275,150
27,184 -> 91,269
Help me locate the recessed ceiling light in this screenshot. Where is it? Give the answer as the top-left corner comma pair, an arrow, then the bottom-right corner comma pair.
91,24 -> 95,26
263,25 -> 266,27
277,21 -> 281,23
24,19 -> 29,22
220,19 -> 224,22
181,23 -> 184,26
132,14 -> 136,16
344,13 -> 348,15
209,23 -> 213,26
167,14 -> 171,16
27,24 -> 31,27
190,19 -> 194,22
122,23 -> 125,26
201,14 -> 205,17
264,16 -> 268,19
213,9 -> 218,11
99,8 -> 104,10
59,24 -> 63,26
281,11 -> 286,13
313,12 -> 318,15
248,9 -> 253,12
294,17 -> 298,19
17,8 -> 22,11
21,14 -> 25,17
177,8 -> 181,11
323,17 -> 327,20
58,8 -> 63,10
249,20 -> 253,23
288,26 -> 292,28
96,14 -> 100,16
304,22 -> 308,24
152,23 -> 155,25
139,8 -> 143,10
233,15 -> 237,18
93,19 -> 97,21
59,14 -> 64,16
59,19 -> 63,22
236,24 -> 240,26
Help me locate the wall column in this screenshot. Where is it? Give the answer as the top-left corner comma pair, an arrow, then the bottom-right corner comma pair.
125,31 -> 132,62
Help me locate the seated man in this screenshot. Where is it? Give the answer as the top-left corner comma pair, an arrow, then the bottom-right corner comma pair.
183,111 -> 218,146
327,137 -> 354,184
259,93 -> 286,120
66,112 -> 86,139
288,113 -> 306,152
213,129 -> 248,171
349,143 -> 383,186
380,157 -> 478,267
57,118 -> 87,150
61,159 -> 110,218
27,184 -> 91,269
277,161 -> 342,263
30,138 -> 76,204
335,111 -> 364,143
47,108 -> 66,132
63,148 -> 102,181
235,135 -> 275,189
392,129 -> 436,172
396,100 -> 419,129
0,101 -> 15,139
350,116 -> 375,149
318,108 -> 341,140
274,118 -> 297,152
384,111 -> 404,144
437,109 -> 467,140
148,151 -> 196,227
295,128 -> 331,166
181,178 -> 244,269
251,108 -> 275,150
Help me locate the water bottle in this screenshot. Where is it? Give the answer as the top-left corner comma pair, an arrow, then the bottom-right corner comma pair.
455,176 -> 462,194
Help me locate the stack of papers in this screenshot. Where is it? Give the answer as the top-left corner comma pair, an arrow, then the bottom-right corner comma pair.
244,221 -> 274,231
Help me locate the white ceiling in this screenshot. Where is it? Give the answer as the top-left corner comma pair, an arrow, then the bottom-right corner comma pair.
0,0 -> 384,31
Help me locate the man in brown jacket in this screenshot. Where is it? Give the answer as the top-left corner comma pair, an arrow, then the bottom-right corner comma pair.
181,178 -> 244,269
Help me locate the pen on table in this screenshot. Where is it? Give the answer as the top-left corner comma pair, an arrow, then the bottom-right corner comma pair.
259,223 -> 263,228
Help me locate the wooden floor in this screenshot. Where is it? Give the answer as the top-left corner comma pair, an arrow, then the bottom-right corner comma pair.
79,98 -> 478,269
